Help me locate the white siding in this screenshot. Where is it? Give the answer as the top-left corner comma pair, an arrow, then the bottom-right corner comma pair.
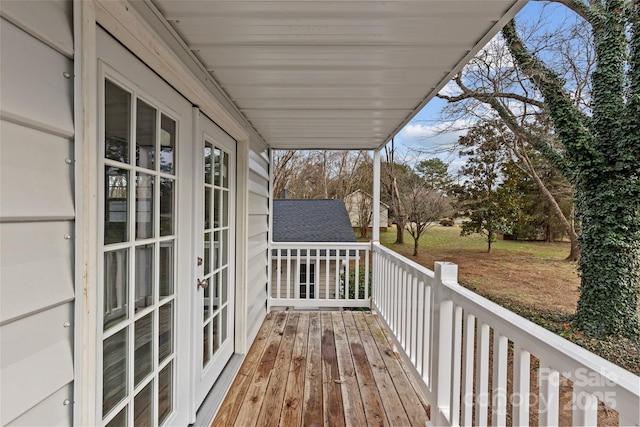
0,7 -> 75,425
271,260 -> 339,299
1,304 -> 74,425
6,384 -> 73,427
245,142 -> 269,345
345,190 -> 389,230
0,122 -> 74,221
0,0 -> 73,57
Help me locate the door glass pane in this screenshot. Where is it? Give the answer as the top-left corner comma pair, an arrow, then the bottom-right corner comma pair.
221,306 -> 228,343
105,80 -> 130,164
136,173 -> 154,239
103,328 -> 128,415
134,380 -> 153,426
222,190 -> 229,227
160,115 -> 175,174
203,323 -> 210,367
212,314 -> 220,355
204,188 -> 211,230
213,231 -> 220,269
104,249 -> 128,330
204,144 -> 212,184
213,189 -> 221,228
203,277 -> 211,320
158,362 -> 173,425
135,244 -> 154,311
159,241 -> 174,297
221,268 -> 228,305
214,148 -> 221,186
134,313 -> 153,386
212,273 -> 219,311
105,167 -> 128,245
222,151 -> 229,188
221,230 -> 228,266
159,301 -> 173,363
204,233 -> 211,274
105,407 -> 127,427
159,178 -> 174,236
136,99 -> 156,170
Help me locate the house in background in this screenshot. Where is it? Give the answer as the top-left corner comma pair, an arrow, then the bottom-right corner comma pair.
271,199 -> 356,301
1,0 -> 636,426
345,189 -> 389,233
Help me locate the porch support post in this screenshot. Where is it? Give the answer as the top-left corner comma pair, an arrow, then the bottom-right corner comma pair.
372,149 -> 381,242
267,148 -> 274,312
431,262 -> 458,426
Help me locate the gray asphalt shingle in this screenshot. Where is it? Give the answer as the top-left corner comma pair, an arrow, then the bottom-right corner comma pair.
272,199 -> 356,242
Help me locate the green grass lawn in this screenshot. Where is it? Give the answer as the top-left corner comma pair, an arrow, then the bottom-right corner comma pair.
378,225 -> 569,259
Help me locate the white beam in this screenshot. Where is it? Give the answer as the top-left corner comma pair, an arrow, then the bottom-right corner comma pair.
372,149 -> 381,242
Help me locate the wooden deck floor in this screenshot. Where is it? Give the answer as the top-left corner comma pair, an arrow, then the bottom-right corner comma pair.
212,311 -> 430,426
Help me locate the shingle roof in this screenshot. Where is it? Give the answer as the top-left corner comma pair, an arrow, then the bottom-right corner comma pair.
273,199 -> 357,242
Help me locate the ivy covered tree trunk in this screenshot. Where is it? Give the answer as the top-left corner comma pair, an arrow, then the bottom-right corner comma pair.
503,0 -> 640,338
574,0 -> 640,337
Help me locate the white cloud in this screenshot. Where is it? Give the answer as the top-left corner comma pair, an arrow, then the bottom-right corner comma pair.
398,118 -> 476,147
438,80 -> 461,98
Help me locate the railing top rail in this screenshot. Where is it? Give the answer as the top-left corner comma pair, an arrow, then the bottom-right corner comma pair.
371,241 -> 435,280
271,241 -> 372,250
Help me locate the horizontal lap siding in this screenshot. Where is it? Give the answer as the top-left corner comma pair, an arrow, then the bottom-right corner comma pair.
245,143 -> 270,346
0,5 -> 75,425
271,261 -> 339,299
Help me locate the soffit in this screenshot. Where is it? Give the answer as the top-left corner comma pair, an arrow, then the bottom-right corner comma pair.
151,0 -> 527,150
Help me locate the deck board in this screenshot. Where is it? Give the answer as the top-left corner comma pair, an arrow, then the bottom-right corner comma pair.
303,312 -> 323,427
212,311 -> 430,427
331,312 -> 368,427
352,312 -> 412,426
321,312 -> 346,427
279,312 -> 309,426
342,311 -> 388,426
364,313 -> 430,426
214,312 -> 280,425
256,312 -> 299,426
234,313 -> 288,426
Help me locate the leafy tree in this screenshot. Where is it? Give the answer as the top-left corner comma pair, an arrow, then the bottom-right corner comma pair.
435,11 -> 587,260
455,122 -> 520,252
436,1 -> 639,337
415,158 -> 454,191
497,1 -> 640,338
403,162 -> 453,256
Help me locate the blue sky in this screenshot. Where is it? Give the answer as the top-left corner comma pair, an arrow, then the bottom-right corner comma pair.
392,1 -> 574,170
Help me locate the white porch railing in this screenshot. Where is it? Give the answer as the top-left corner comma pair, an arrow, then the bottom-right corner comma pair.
267,241 -> 639,426
269,242 -> 371,309
371,242 -> 639,427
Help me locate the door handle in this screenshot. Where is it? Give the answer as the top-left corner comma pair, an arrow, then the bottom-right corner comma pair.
197,278 -> 208,290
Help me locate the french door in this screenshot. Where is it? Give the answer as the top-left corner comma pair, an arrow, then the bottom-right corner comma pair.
98,28 -> 191,426
193,112 -> 236,407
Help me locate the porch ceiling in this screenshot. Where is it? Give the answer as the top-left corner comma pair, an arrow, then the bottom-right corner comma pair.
151,0 -> 528,150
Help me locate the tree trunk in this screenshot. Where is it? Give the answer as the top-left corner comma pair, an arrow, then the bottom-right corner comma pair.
521,153 -> 580,261
487,231 -> 493,253
393,177 -> 405,244
322,151 -> 329,198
